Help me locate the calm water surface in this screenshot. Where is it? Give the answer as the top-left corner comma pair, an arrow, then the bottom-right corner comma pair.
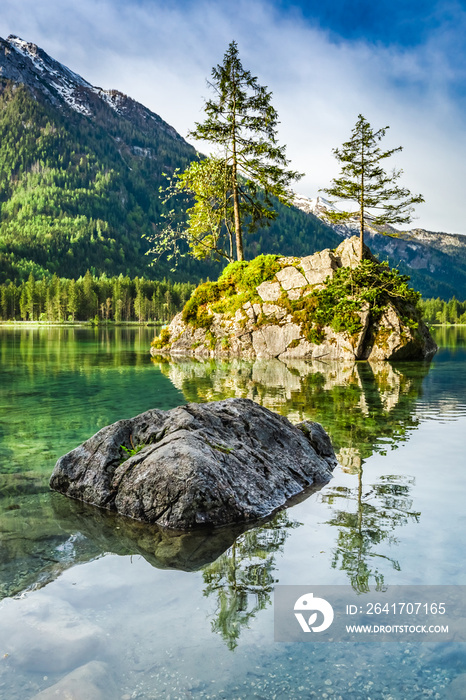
0,325 -> 465,699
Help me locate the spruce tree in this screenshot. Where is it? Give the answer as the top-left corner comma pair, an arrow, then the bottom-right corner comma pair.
188,40 -> 302,261
321,114 -> 424,260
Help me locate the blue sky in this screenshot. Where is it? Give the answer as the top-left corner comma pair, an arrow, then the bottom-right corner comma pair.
2,0 -> 466,234
283,0 -> 463,46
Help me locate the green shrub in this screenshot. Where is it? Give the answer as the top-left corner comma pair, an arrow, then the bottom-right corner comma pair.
281,259 -> 420,344
151,327 -> 171,349
182,255 -> 280,329
236,255 -> 281,290
179,254 -> 421,346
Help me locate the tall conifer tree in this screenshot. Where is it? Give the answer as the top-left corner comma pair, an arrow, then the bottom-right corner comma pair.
188,40 -> 302,261
321,115 -> 424,260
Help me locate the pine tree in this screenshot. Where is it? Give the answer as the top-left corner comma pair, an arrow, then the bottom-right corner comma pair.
67,279 -> 78,322
321,114 -> 424,260
187,40 -> 302,261
25,273 -> 36,321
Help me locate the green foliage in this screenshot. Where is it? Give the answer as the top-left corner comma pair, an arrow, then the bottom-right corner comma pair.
290,260 -> 421,342
180,254 -> 280,332
151,327 -> 172,350
169,253 -> 423,350
150,157 -> 236,266
120,435 -> 149,462
219,254 -> 280,291
120,443 -> 147,460
418,296 -> 466,324
181,281 -> 221,328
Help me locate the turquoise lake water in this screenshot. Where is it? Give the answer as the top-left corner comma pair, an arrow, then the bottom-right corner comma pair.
0,325 -> 465,699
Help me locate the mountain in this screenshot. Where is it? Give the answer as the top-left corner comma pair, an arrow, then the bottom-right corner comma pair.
293,195 -> 466,299
0,35 -> 338,284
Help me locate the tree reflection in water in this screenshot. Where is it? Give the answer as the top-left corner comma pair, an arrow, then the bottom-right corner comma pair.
202,511 -> 300,650
152,356 -> 431,464
322,469 -> 420,592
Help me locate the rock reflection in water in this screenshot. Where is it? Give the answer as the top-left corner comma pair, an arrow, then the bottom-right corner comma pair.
1,486 -> 314,602
51,497 -> 274,572
152,355 -> 431,466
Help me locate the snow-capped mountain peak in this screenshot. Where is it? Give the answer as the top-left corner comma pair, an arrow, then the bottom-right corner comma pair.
1,34 -> 95,115
293,192 -> 378,237
293,194 -> 343,217
0,34 -> 185,140
7,35 -> 91,88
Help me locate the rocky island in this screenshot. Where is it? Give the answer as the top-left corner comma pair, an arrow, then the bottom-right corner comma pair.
50,398 -> 337,528
151,237 -> 437,361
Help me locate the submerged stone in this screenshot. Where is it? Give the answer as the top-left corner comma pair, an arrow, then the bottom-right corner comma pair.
32,661 -> 116,700
50,398 -> 337,529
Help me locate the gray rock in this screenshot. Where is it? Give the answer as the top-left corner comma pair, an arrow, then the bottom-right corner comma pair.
262,303 -> 287,320
301,249 -> 339,285
256,280 -> 282,302
50,398 -> 337,529
276,266 -> 307,290
151,236 -> 437,362
287,287 -> 303,300
362,302 -> 438,361
335,236 -> 378,267
252,323 -> 302,357
278,338 -> 315,359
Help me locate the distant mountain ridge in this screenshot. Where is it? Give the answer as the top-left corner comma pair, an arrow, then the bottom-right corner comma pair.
293,195 -> 466,299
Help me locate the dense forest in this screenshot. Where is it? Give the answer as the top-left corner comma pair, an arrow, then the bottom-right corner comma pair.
0,79 -> 194,283
0,271 -> 464,325
417,297 -> 466,325
0,272 -> 194,323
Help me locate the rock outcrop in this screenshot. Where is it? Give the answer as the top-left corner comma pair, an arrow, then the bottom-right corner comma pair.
151,237 -> 437,361
50,398 -> 337,529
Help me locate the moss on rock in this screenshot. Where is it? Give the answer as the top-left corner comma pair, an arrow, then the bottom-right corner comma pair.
151,237 -> 437,361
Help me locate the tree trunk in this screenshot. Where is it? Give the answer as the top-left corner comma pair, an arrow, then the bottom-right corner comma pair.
359,208 -> 364,261
359,142 -> 365,262
232,176 -> 243,261
231,78 -> 244,261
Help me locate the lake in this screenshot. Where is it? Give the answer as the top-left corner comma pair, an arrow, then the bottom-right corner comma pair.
0,325 -> 465,699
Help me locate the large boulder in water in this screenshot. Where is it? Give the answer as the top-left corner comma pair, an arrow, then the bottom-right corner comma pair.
50,398 -> 337,529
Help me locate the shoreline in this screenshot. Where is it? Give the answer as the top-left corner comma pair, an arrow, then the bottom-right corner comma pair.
0,320 -> 164,328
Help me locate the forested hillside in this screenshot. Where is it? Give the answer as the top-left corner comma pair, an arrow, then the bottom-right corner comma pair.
295,195 -> 466,300
0,78 -> 196,282
0,35 -> 339,285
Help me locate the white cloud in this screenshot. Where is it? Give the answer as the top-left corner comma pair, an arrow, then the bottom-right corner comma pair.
1,0 -> 465,233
